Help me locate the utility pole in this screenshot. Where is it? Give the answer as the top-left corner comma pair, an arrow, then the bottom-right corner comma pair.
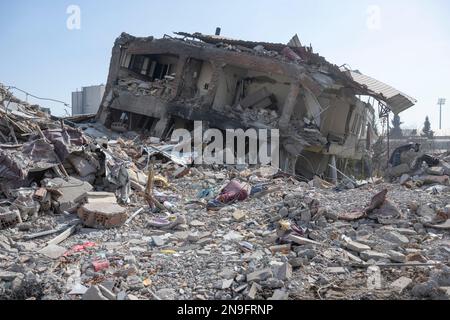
438,98 -> 446,129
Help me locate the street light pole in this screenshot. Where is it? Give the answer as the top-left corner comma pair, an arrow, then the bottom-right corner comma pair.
438,98 -> 446,130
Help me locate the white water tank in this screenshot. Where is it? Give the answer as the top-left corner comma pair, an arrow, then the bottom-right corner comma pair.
71,84 -> 105,115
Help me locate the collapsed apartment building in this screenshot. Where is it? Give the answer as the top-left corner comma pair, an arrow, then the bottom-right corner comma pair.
96,31 -> 417,179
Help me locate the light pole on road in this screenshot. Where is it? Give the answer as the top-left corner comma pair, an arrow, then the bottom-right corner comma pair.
438,98 -> 446,130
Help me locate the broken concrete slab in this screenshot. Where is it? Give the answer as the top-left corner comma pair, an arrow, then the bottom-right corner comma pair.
14,241 -> 37,252
360,250 -> 390,261
247,283 -> 261,300
278,207 -> 289,218
152,236 -> 166,247
274,262 -> 292,281
223,231 -> 244,242
421,175 -> 449,185
426,167 -> 445,176
74,192 -> 117,205
399,174 -> 411,185
98,284 -> 117,300
68,283 -> 89,295
372,200 -> 402,219
82,285 -> 110,300
156,288 -> 177,300
268,289 -> 289,300
45,177 -> 93,213
440,161 -> 450,176
246,268 -> 273,282
388,250 -> 407,263
391,277 -> 413,294
383,227 -> 417,236
417,204 -> 436,222
67,155 -> 98,177
220,279 -> 234,290
232,210 -> 246,222
338,211 -> 365,221
287,234 -> 322,246
78,202 -> 127,229
425,219 -> 450,230
382,231 -> 409,245
38,244 -> 67,259
190,220 -> 205,227
0,271 -> 23,281
388,164 -> 410,178
345,240 -> 371,253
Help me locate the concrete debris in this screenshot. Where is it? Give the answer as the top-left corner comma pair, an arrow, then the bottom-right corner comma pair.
68,283 -> 89,295
388,250 -> 407,263
74,192 -> 117,205
388,164 -> 411,178
391,277 -> 413,294
326,267 -> 348,274
345,240 -> 371,253
247,283 -> 261,300
427,167 -> 445,176
274,263 -> 292,281
382,231 -> 410,245
232,210 -> 246,222
38,244 -> 67,259
400,174 -> 411,185
0,209 -> 22,230
246,269 -> 273,283
77,202 -> 127,229
360,250 -> 390,261
82,285 -> 110,301
0,32 -> 447,301
287,234 -> 322,246
268,289 -> 289,300
45,177 -> 93,214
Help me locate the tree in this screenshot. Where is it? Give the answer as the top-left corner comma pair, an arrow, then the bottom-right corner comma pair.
390,114 -> 403,138
421,116 -> 434,138
411,129 -> 418,137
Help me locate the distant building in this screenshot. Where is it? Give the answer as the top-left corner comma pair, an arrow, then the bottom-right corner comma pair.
72,85 -> 105,115
38,107 -> 51,115
97,31 -> 416,178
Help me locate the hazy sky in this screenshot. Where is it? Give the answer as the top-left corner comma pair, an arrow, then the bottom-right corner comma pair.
1,0 -> 449,130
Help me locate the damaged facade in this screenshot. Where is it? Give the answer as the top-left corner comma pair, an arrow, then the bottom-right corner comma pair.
5,31 -> 449,302
97,31 -> 416,178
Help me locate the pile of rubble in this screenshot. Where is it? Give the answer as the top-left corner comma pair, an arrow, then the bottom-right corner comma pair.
1,86 -> 449,301
117,77 -> 175,99
174,32 -> 344,72
387,143 -> 450,190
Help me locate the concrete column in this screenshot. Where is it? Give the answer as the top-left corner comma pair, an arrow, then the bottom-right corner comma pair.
279,82 -> 301,130
172,55 -> 188,99
96,43 -> 122,121
329,155 -> 337,185
204,62 -> 221,106
152,118 -> 170,138
280,148 -> 298,175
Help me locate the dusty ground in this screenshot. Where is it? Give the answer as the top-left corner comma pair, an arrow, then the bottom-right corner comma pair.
1,166 -> 449,300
